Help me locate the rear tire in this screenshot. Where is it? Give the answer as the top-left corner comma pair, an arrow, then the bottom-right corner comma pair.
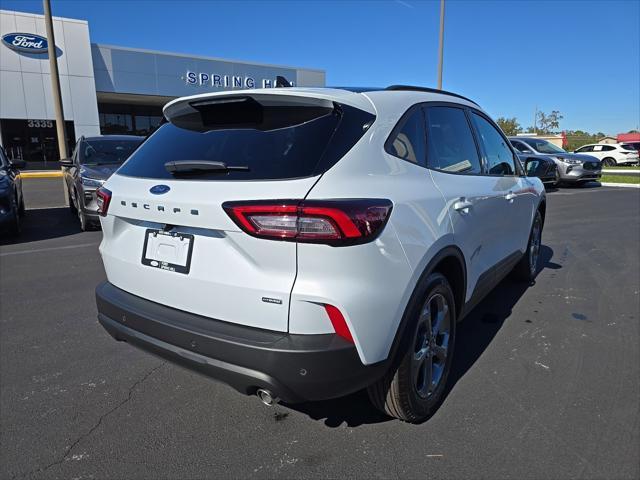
602,157 -> 616,167
513,210 -> 543,283
367,272 -> 456,423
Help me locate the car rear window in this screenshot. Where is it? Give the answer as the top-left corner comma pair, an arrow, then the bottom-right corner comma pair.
117,102 -> 374,181
621,143 -> 638,151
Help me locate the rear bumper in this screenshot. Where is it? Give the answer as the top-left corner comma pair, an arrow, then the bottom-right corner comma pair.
96,281 -> 386,403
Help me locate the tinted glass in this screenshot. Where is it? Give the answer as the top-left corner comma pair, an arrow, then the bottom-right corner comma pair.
621,143 -> 638,151
118,104 -> 373,181
512,140 -> 531,153
601,145 -> 615,151
0,148 -> 8,168
576,145 -> 592,152
386,107 -> 426,166
425,106 -> 481,174
471,112 -> 516,175
81,139 -> 143,165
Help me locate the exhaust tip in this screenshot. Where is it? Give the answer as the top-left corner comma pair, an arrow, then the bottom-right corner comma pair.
256,388 -> 279,406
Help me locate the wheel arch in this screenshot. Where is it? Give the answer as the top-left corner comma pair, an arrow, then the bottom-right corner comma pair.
538,198 -> 546,228
384,245 -> 466,369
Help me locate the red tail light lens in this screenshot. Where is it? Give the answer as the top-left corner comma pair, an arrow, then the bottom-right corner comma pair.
96,188 -> 112,217
223,199 -> 392,245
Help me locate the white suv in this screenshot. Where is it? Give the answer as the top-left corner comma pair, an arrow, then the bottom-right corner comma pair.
95,86 -> 546,422
574,143 -> 640,166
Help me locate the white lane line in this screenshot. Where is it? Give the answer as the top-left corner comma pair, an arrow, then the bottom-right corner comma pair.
0,242 -> 99,257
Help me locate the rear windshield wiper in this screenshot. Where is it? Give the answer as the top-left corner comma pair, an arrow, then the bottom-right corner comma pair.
164,160 -> 250,175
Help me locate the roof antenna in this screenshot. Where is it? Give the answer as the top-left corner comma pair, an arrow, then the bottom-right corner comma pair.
275,76 -> 292,88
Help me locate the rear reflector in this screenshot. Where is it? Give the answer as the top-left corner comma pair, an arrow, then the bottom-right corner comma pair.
222,199 -> 392,245
324,304 -> 354,343
96,188 -> 112,217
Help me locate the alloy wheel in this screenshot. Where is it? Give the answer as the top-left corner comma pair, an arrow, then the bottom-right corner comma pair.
529,217 -> 541,276
412,293 -> 451,398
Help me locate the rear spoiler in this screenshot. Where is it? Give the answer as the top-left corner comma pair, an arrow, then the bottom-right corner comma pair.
163,88 -> 376,131
167,94 -> 336,132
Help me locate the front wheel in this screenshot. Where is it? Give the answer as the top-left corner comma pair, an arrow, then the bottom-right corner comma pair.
367,272 -> 456,423
6,195 -> 21,236
602,157 -> 616,167
513,210 -> 543,283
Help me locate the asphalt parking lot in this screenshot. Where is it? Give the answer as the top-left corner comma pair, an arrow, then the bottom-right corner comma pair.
1,179 -> 638,479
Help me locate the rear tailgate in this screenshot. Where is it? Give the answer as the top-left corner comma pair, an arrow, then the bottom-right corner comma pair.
100,175 -> 316,332
99,89 -> 375,333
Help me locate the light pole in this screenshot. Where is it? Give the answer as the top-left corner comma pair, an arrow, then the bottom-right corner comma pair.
437,0 -> 445,90
43,0 -> 68,162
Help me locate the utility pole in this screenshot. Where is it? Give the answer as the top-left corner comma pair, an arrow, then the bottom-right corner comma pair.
43,0 -> 68,161
437,0 -> 445,90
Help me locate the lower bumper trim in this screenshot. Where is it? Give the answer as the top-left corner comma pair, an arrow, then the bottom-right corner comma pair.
96,281 -> 386,403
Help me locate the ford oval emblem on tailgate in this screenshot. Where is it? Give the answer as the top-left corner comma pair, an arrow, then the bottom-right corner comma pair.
150,185 -> 170,195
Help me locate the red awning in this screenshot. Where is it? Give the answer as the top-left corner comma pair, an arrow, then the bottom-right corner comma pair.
617,133 -> 640,142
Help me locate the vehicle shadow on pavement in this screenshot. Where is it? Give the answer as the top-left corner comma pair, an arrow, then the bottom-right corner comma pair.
0,207 -> 83,246
287,245 -> 557,428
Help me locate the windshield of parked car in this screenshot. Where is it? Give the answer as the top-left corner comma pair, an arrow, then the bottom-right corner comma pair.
521,138 -> 567,154
80,139 -> 143,165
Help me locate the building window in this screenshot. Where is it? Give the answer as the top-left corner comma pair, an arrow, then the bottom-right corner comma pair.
98,103 -> 164,137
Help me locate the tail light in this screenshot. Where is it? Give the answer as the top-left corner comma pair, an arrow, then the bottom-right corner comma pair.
96,188 -> 112,217
223,199 -> 392,246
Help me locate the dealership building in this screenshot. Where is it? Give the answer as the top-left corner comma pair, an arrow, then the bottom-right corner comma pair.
0,9 -> 325,168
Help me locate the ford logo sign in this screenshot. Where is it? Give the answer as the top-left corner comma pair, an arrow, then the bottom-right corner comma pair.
150,185 -> 171,195
2,33 -> 49,54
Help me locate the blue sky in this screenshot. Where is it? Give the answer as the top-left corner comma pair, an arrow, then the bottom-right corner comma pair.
3,0 -> 639,134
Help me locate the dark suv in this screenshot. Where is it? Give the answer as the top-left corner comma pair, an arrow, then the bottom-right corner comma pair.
0,147 -> 26,236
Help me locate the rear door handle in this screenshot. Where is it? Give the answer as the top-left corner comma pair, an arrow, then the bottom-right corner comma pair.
454,199 -> 473,213
505,191 -> 517,202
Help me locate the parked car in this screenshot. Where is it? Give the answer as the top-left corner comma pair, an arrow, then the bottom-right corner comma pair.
516,153 -> 559,187
95,86 -> 546,423
61,135 -> 144,230
0,146 -> 26,236
620,142 -> 640,156
573,143 -> 640,166
509,136 -> 602,185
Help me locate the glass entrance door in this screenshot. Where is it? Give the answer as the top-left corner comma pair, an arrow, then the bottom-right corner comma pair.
0,119 -> 76,169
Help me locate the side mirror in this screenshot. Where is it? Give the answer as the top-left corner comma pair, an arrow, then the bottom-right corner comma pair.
59,158 -> 73,167
9,158 -> 26,169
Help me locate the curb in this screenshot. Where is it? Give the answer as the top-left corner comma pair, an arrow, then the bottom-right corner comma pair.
20,171 -> 63,179
600,182 -> 640,188
602,169 -> 640,174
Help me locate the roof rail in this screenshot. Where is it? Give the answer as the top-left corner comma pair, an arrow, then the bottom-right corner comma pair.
385,85 -> 478,106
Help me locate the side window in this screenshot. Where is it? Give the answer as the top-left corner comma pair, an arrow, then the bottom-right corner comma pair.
593,145 -> 603,152
471,112 -> 517,176
424,106 -> 482,174
512,141 -> 531,153
0,147 -> 8,167
385,107 -> 426,166
576,145 -> 591,152
601,145 -> 615,151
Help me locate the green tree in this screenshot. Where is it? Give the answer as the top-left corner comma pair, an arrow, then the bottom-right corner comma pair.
532,110 -> 563,134
496,117 -> 522,136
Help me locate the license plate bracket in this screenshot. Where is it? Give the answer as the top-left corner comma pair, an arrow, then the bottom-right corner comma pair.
141,229 -> 194,274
